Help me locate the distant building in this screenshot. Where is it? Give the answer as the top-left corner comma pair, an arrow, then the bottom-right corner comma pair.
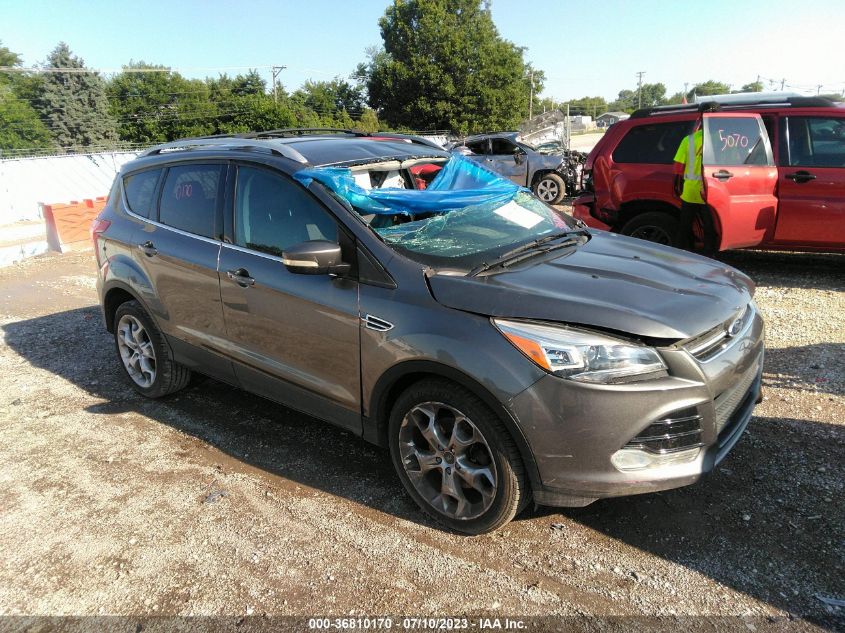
596,112 -> 630,127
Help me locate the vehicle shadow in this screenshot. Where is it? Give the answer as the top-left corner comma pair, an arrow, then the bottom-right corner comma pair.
718,249 -> 844,291
2,307 -> 843,628
763,343 -> 845,397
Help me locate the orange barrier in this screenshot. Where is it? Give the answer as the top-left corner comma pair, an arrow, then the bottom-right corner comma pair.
41,196 -> 107,253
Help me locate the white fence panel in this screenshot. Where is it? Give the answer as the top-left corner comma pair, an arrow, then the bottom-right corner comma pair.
0,151 -> 139,223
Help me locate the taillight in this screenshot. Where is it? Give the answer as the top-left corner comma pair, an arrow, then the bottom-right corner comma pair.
91,217 -> 111,266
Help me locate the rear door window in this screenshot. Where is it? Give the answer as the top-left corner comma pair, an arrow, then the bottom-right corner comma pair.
703,116 -> 773,166
786,116 -> 845,167
612,121 -> 693,164
123,169 -> 162,218
158,164 -> 225,238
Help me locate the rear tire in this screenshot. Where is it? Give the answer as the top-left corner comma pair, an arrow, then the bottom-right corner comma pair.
113,300 -> 191,398
620,212 -> 678,247
533,173 -> 566,205
389,378 -> 529,534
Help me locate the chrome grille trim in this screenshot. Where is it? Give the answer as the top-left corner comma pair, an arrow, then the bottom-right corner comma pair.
685,303 -> 756,362
624,412 -> 704,454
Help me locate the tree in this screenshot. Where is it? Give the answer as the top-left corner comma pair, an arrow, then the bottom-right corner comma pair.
107,62 -> 217,143
362,0 -> 539,133
357,108 -> 380,133
290,78 -> 365,120
35,42 -> 118,149
563,96 -> 608,118
739,81 -> 763,93
687,80 -> 730,101
0,41 -> 52,152
608,83 -> 667,112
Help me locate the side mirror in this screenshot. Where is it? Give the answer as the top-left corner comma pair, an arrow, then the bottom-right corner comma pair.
514,149 -> 526,165
282,240 -> 351,276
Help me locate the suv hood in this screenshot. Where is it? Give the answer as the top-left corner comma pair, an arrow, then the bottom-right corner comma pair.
427,232 -> 754,340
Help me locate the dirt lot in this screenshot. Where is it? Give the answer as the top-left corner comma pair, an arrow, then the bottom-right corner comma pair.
0,247 -> 842,631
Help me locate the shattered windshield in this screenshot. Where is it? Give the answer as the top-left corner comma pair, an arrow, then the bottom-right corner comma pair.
294,154 -> 579,271
375,191 -> 573,269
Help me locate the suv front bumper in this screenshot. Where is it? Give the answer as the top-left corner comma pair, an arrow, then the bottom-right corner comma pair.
507,311 -> 764,507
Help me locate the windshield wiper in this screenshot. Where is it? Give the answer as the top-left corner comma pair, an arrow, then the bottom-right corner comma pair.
468,230 -> 588,276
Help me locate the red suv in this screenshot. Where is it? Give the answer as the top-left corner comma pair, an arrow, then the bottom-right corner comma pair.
573,96 -> 845,253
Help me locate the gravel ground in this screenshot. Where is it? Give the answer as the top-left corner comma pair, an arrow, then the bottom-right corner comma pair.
0,247 -> 842,631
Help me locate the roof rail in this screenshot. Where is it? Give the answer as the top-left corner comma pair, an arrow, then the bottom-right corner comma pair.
139,137 -> 308,163
631,95 -> 838,119
630,103 -> 719,118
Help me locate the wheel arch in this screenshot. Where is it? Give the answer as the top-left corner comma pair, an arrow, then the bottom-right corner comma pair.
365,360 -> 541,491
614,199 -> 722,245
614,199 -> 680,231
102,281 -> 152,333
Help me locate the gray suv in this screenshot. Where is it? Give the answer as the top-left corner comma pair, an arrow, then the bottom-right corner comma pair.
94,129 -> 764,534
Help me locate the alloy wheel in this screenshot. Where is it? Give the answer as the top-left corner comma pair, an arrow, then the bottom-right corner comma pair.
398,402 -> 498,520
116,314 -> 156,388
536,179 -> 560,202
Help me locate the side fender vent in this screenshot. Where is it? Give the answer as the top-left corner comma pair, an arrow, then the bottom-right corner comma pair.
361,314 -> 394,332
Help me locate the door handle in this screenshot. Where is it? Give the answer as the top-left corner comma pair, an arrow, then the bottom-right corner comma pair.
138,241 -> 157,257
712,170 -> 734,181
786,171 -> 816,183
226,268 -> 255,287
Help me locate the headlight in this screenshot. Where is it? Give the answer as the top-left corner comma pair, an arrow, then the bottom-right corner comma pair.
493,319 -> 667,384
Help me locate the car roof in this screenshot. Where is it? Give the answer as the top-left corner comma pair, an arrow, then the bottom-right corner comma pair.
630,96 -> 841,120
138,129 -> 449,168
463,132 -> 520,142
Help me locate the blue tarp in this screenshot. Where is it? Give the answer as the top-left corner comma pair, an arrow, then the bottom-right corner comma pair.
293,154 -> 523,216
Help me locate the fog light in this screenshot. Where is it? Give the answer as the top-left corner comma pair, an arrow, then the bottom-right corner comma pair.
611,447 -> 701,472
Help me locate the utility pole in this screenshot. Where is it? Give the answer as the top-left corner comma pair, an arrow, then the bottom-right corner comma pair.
756,74 -> 761,91
816,84 -> 823,95
780,78 -> 786,91
528,69 -> 534,120
636,71 -> 646,108
272,65 -> 287,103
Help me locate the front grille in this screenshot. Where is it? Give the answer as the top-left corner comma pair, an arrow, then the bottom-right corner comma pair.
685,303 -> 755,362
714,355 -> 762,434
624,407 -> 703,454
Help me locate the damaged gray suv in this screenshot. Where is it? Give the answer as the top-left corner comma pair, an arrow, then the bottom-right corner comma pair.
94,129 -> 764,534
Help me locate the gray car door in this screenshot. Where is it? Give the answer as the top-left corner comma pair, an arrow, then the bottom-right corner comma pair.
218,164 -> 361,432
132,161 -> 236,382
488,138 -> 529,185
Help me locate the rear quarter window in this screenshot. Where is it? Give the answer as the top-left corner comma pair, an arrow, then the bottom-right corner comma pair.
123,169 -> 162,218
612,121 -> 693,164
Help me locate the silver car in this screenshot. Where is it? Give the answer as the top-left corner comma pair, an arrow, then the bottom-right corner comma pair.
450,132 -> 577,204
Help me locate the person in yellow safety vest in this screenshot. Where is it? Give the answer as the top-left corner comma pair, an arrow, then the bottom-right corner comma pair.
673,125 -> 717,254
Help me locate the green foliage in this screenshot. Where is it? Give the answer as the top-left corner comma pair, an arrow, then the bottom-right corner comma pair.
357,108 -> 381,133
0,41 -> 53,152
739,81 -> 764,93
687,80 -> 730,101
608,83 -> 667,112
363,0 -> 539,133
0,85 -> 53,151
35,42 -> 118,148
291,78 -> 365,119
562,96 -> 607,117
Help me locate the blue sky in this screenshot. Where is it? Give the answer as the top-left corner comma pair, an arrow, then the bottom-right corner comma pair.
2,0 -> 844,102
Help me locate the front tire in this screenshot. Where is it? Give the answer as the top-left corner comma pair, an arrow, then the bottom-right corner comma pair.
113,300 -> 191,398
389,379 -> 529,534
533,173 -> 566,205
620,212 -> 678,246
